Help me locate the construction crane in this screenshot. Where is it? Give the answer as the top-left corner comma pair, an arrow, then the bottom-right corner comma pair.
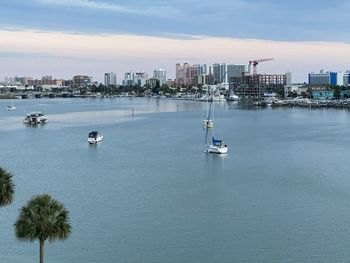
249,58 -> 274,75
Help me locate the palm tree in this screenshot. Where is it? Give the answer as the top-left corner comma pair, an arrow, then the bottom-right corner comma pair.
0,167 -> 15,207
15,194 -> 71,263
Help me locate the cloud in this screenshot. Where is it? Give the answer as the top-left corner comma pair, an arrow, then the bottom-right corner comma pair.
37,0 -> 180,17
0,28 -> 350,82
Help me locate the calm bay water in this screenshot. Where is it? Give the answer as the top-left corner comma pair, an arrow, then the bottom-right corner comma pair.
1,97 -> 350,262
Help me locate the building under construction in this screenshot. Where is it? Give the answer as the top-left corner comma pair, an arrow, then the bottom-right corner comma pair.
229,58 -> 291,98
229,72 -> 291,98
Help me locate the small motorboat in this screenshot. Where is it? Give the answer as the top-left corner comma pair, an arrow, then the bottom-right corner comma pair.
88,131 -> 103,144
23,112 -> 48,125
7,105 -> 16,111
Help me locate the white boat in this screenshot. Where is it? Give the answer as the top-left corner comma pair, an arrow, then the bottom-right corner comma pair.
227,93 -> 240,101
202,91 -> 214,129
203,119 -> 213,129
7,105 -> 16,111
7,100 -> 16,110
205,137 -> 228,154
203,99 -> 228,154
23,112 -> 48,125
88,131 -> 103,144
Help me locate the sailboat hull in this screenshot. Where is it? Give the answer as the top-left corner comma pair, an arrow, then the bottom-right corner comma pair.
205,144 -> 228,154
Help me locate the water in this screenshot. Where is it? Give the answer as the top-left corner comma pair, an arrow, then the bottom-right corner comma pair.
1,98 -> 350,262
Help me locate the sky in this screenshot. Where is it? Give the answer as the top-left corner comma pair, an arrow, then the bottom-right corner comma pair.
0,0 -> 350,83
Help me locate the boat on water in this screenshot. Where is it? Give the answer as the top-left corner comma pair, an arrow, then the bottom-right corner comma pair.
7,100 -> 16,110
7,105 -> 16,111
23,112 -> 48,125
227,93 -> 240,101
198,93 -> 226,102
206,137 -> 228,154
203,119 -> 213,129
202,90 -> 214,129
203,98 -> 228,154
88,131 -> 103,144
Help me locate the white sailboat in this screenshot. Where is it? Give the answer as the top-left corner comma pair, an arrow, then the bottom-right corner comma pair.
204,99 -> 228,154
7,99 -> 16,111
203,91 -> 214,129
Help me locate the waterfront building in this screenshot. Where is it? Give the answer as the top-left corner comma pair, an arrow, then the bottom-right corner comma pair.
73,75 -> 92,86
259,72 -> 291,86
133,72 -> 148,87
123,72 -> 133,86
312,90 -> 334,100
146,78 -> 159,88
104,72 -> 117,86
153,68 -> 166,86
6,76 -> 33,85
123,72 -> 148,86
28,77 -> 63,87
175,63 -> 191,86
229,72 -> 292,97
308,70 -> 337,86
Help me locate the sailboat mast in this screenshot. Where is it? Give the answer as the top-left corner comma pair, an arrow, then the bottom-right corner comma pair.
204,99 -> 213,145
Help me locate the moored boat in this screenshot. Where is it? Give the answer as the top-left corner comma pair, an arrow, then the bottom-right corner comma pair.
88,131 -> 103,144
23,112 -> 48,125
205,137 -> 228,154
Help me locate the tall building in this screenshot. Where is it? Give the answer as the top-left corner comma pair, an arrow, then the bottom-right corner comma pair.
199,64 -> 210,75
227,64 -> 250,79
133,72 -> 148,86
123,72 -> 148,86
123,72 -> 133,86
153,68 -> 166,86
104,72 -> 117,86
308,70 -> 337,86
190,64 -> 200,83
212,63 -> 227,84
344,71 -> 350,86
175,63 -> 191,86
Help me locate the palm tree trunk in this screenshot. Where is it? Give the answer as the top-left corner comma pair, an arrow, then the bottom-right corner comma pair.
40,240 -> 44,263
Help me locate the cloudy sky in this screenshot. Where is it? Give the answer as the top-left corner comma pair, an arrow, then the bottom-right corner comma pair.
0,0 -> 350,82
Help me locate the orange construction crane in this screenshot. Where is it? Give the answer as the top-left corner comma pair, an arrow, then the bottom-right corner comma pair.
249,58 -> 274,75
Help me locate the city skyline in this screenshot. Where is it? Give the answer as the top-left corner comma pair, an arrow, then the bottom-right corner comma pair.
0,0 -> 350,82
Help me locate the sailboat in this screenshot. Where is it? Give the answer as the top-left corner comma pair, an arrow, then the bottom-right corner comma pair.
204,98 -> 228,154
7,99 -> 16,111
203,91 -> 214,129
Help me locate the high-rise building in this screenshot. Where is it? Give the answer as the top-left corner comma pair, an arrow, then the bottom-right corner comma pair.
133,72 -> 148,86
199,64 -> 210,75
104,72 -> 117,86
123,72 -> 148,86
175,63 -> 191,86
153,68 -> 166,86
308,70 -> 337,85
227,64 -> 250,79
344,71 -> 350,86
212,63 -> 227,84
123,72 -> 133,86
